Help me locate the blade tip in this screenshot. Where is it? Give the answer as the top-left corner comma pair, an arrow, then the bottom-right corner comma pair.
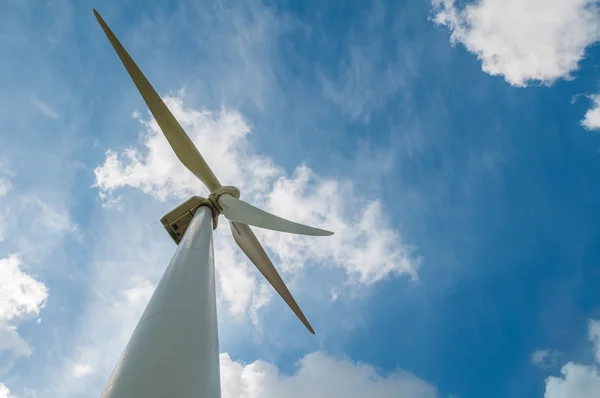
93,9 -> 103,23
315,229 -> 334,236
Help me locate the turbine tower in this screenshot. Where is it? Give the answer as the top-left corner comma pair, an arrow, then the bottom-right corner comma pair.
93,9 -> 333,398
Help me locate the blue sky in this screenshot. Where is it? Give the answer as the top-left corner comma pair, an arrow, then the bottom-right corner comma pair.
2,0 -> 600,397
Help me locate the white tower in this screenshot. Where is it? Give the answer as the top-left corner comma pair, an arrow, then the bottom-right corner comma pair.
94,8 -> 333,397
102,206 -> 220,397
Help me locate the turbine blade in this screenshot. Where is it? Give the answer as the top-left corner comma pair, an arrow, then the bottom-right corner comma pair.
93,9 -> 221,192
219,195 -> 333,237
229,221 -> 315,334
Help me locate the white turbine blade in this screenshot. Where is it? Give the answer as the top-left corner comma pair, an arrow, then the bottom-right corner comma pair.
93,9 -> 221,192
219,194 -> 333,237
229,221 -> 315,334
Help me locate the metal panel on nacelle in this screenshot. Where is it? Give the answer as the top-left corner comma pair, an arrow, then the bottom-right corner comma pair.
101,206 -> 221,398
160,195 -> 206,244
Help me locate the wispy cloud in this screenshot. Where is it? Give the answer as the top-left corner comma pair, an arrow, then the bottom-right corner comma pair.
431,0 -> 600,87
30,97 -> 59,120
1,193 -> 80,265
0,179 -> 10,198
320,1 -> 419,122
531,349 -> 562,369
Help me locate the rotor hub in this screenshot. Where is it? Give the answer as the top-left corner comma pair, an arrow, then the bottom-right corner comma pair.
208,186 -> 240,212
201,186 -> 240,229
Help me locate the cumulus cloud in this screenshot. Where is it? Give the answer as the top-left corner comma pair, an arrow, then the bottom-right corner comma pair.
0,254 -> 48,370
220,351 -> 437,398
432,0 -> 600,87
0,384 -> 12,398
93,97 -> 421,314
545,363 -> 600,398
581,95 -> 600,131
544,319 -> 600,397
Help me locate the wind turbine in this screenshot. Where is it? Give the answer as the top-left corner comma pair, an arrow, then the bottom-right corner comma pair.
93,9 -> 333,398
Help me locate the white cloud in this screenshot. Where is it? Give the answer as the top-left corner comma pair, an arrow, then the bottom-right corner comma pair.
220,351 -> 438,398
544,319 -> 600,398
72,363 -> 93,378
0,170 -> 77,373
0,384 -> 12,398
581,95 -> 600,130
432,0 -> 600,87
532,349 -> 562,369
545,363 -> 600,398
93,97 -> 421,315
0,254 -> 48,369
